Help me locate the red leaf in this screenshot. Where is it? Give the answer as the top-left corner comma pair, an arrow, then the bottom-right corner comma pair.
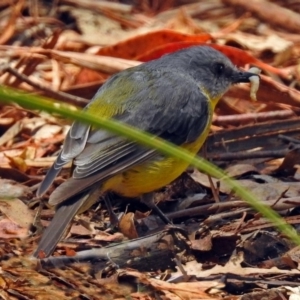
97,29 -> 212,59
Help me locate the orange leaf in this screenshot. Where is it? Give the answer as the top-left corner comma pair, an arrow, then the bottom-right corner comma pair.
97,29 -> 212,59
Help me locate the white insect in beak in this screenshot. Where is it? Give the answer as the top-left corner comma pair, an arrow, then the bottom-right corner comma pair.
248,67 -> 261,101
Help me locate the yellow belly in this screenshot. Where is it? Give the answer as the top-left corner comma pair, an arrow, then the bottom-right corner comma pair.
102,112 -> 212,198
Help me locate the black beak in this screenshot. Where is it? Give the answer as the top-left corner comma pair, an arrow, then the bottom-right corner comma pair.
232,71 -> 260,84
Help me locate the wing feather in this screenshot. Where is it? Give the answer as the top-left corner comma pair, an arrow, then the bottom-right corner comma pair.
41,67 -> 210,204
49,148 -> 156,206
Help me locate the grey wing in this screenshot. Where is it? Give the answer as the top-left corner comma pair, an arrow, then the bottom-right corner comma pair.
40,68 -> 210,205
36,121 -> 90,197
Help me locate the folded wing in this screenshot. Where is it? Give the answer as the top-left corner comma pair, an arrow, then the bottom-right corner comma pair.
38,67 -> 210,205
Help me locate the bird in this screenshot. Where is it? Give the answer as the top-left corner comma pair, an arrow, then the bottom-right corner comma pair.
33,46 -> 259,258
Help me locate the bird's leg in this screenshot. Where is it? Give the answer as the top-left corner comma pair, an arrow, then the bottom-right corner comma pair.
103,193 -> 119,226
141,192 -> 172,224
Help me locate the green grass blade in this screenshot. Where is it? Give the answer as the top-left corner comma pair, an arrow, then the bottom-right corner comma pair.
0,86 -> 298,244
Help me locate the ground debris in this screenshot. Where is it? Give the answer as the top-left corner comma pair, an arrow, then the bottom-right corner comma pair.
1,0 -> 300,299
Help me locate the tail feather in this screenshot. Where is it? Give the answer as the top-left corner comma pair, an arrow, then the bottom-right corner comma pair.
36,155 -> 68,197
33,191 -> 91,258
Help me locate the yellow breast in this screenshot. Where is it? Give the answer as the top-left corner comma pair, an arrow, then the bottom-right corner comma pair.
102,105 -> 213,198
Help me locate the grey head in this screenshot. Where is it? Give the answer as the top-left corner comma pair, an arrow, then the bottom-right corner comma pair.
150,46 -> 256,101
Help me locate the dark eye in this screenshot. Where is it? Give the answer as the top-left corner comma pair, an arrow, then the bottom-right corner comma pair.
215,63 -> 225,76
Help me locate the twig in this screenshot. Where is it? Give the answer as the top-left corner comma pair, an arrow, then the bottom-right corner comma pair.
208,174 -> 220,203
62,0 -> 133,14
4,31 -> 61,87
213,110 -> 295,126
222,0 -> 300,33
166,197 -> 300,220
240,215 -> 300,233
4,66 -> 89,106
207,149 -> 288,161
214,12 -> 250,36
204,208 -> 251,226
173,255 -> 190,282
234,211 -> 247,234
278,134 -> 300,145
